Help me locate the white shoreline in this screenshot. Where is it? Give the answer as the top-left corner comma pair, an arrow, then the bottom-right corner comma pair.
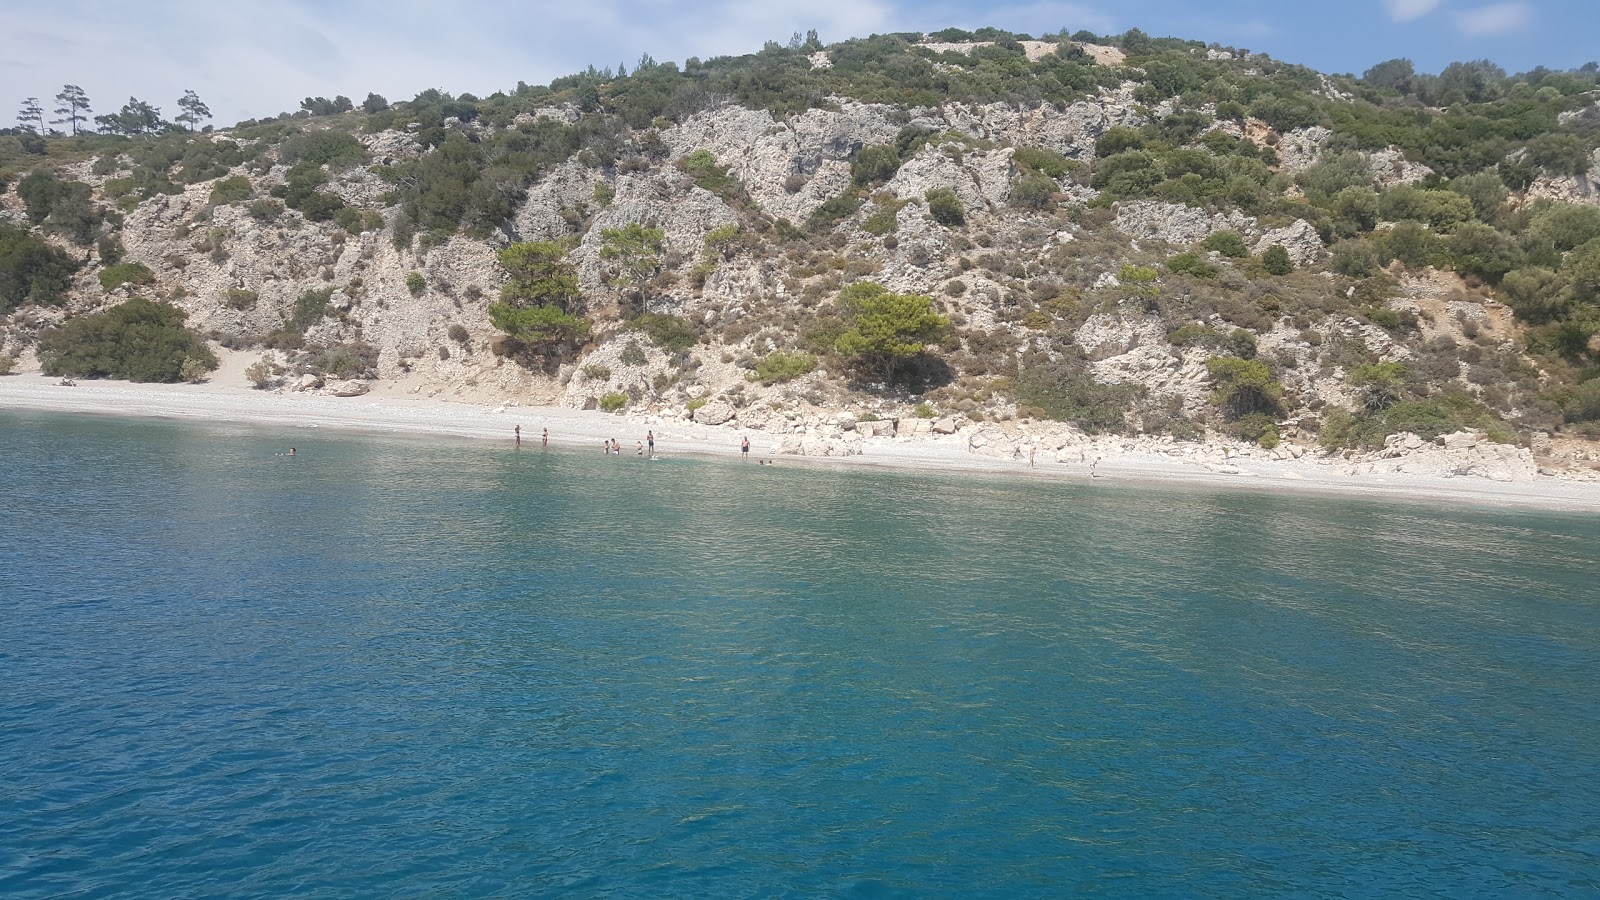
4,373 -> 1599,513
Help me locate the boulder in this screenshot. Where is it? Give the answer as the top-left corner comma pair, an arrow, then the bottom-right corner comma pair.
896,417 -> 932,436
1252,219 -> 1324,267
293,374 -> 323,392
856,419 -> 894,437
693,399 -> 736,425
327,380 -> 370,397
1440,431 -> 1479,451
932,417 -> 962,435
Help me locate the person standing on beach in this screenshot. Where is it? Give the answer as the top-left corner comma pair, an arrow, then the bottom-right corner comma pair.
542,428 -> 548,448
741,436 -> 750,460
1029,447 -> 1035,469
635,441 -> 645,456
647,430 -> 655,459
514,424 -> 521,446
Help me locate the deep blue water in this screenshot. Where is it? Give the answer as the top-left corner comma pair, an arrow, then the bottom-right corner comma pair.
2,410 -> 1598,897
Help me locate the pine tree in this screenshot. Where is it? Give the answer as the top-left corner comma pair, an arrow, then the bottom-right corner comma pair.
175,90 -> 211,132
51,85 -> 92,135
17,97 -> 45,134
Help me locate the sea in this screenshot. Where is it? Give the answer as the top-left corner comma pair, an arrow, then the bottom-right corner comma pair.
2,409 -> 1598,897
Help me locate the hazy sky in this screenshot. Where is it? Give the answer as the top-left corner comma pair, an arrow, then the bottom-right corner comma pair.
5,0 -> 1597,128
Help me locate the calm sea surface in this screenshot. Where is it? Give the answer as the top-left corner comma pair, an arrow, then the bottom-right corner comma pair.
2,410 -> 1598,897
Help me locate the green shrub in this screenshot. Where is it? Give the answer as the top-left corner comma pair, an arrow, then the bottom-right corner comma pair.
851,144 -> 902,186
290,287 -> 334,333
179,356 -> 211,383
1228,413 -> 1280,448
599,391 -> 628,412
225,288 -> 259,310
248,198 -> 284,221
861,200 -> 903,236
1202,230 -> 1248,258
38,297 -> 218,383
750,350 -> 817,383
1261,244 -> 1293,276
279,130 -> 367,167
1009,173 -> 1058,209
208,175 -> 254,205
0,354 -> 16,375
1206,356 -> 1283,419
619,339 -> 647,366
1320,391 -> 1506,449
630,312 -> 699,353
1,225 -> 78,312
686,397 -> 708,412
582,363 -> 611,380
98,262 -> 155,291
1330,239 -> 1380,277
1166,251 -> 1217,278
926,187 -> 965,227
406,271 -> 426,295
1012,146 -> 1075,178
1013,354 -> 1139,434
809,190 -> 862,230
914,402 -> 936,419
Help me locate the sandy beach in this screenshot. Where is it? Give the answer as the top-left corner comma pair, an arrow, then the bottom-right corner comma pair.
4,371 -> 1600,512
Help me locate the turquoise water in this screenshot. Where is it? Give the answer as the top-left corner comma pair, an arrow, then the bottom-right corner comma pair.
2,411 -> 1598,897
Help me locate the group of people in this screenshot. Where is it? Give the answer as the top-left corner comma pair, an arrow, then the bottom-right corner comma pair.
514,425 -> 770,464
512,425 -> 549,449
599,430 -> 657,459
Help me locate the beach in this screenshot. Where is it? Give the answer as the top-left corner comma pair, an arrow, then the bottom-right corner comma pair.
3,370 -> 1600,511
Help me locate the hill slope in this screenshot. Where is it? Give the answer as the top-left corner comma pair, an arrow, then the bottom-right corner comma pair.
3,27 -> 1599,478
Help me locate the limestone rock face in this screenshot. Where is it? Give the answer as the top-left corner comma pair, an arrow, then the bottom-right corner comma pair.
1275,126 -> 1332,174
1114,200 -> 1255,246
1367,148 -> 1433,187
1253,219 -> 1324,267
886,145 -> 1014,213
693,399 -> 737,425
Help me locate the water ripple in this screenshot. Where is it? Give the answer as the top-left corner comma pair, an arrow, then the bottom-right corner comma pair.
3,411 -> 1599,896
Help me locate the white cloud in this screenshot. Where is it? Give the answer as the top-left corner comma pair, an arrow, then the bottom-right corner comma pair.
1456,2 -> 1533,35
1384,0 -> 1440,22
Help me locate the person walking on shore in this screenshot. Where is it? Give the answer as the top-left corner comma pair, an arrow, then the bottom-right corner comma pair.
741,436 -> 750,460
542,428 -> 548,448
514,424 -> 521,446
647,430 -> 655,459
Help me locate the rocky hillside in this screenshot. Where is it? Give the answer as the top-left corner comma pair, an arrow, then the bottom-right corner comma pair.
3,27 -> 1599,477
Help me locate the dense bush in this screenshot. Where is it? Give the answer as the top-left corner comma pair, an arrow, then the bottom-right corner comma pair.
925,187 -> 965,226
38,297 -> 218,382
98,262 -> 155,291
208,175 -> 254,205
630,312 -> 699,352
0,225 -> 78,312
750,350 -> 817,383
1013,351 -> 1140,433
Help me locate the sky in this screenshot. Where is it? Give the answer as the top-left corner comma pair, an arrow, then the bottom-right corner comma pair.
5,0 -> 1598,129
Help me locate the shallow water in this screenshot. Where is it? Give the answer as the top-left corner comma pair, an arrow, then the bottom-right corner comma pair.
3,410 -> 1598,896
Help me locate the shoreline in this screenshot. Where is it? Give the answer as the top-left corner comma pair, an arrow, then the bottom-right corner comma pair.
4,373 -> 1600,512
